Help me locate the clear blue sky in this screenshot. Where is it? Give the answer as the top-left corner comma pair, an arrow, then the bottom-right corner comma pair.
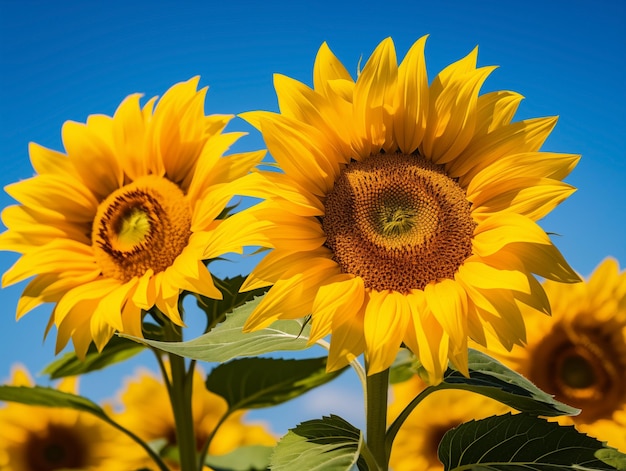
1,0 -> 625,435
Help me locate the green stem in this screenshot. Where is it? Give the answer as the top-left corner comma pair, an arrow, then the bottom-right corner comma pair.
197,409 -> 231,471
365,368 -> 389,470
164,322 -> 197,471
103,416 -> 171,471
384,384 -> 442,458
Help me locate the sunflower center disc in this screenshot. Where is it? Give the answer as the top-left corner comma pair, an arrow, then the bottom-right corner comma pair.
323,154 -> 475,292
92,175 -> 192,282
529,323 -> 625,422
25,424 -> 87,471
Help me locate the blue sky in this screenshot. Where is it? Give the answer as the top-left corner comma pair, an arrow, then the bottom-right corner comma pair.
1,0 -> 625,436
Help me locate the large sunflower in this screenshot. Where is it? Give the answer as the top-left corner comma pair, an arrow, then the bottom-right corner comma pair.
388,376 -> 510,471
0,365 -> 142,471
237,36 -> 580,382
489,258 -> 626,451
109,366 -> 276,470
0,77 -> 264,357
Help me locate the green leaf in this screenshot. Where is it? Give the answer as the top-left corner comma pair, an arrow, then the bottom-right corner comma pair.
206,357 -> 344,411
120,296 -> 312,362
42,335 -> 145,380
440,349 -> 579,417
270,415 -> 362,471
0,385 -> 110,421
592,449 -> 626,471
203,445 -> 273,471
439,413 -> 626,470
192,275 -> 271,333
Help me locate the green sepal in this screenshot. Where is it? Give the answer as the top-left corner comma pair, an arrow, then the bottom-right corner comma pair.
191,274 -> 270,333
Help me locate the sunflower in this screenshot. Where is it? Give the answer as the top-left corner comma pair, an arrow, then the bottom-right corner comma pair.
236,36 -> 580,382
489,258 -> 626,451
0,365 -> 142,471
388,376 -> 510,471
0,77 -> 265,357
108,366 -> 276,470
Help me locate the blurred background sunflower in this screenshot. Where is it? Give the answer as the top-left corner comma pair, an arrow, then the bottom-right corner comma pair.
487,258 -> 626,451
0,365 -> 143,471
107,365 -> 276,470
387,375 -> 510,471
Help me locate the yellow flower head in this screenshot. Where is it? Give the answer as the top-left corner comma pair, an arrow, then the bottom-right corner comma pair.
237,36 -> 580,382
109,366 -> 276,470
388,376 -> 510,471
491,258 -> 626,451
0,365 -> 140,471
0,77 -> 265,357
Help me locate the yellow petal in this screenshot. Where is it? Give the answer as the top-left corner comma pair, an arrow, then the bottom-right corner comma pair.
405,289 -> 449,384
0,205 -> 90,251
186,131 -> 246,203
131,269 -> 156,311
168,258 -> 222,300
363,290 -> 411,375
91,278 -> 137,335
28,142 -> 77,177
275,74 -> 349,157
327,309 -> 366,372
424,279 -> 468,374
313,42 -> 353,97
10,366 -> 34,386
473,90 -> 524,137
121,297 -> 144,337
467,152 -> 580,195
470,177 -> 576,221
71,321 -> 96,360
451,116 -> 558,184
393,35 -> 429,154
241,247 -> 332,292
485,241 -> 580,283
259,116 -> 339,196
112,93 -> 150,181
148,77 -> 202,178
457,260 -> 530,294
309,275 -> 365,344
472,213 -> 551,257
244,258 -> 340,330
240,171 -> 324,216
62,116 -> 123,199
2,239 -> 98,287
353,37 -> 397,155
54,278 -> 121,326
208,150 -> 267,190
16,270 -> 100,320
5,174 -> 98,224
204,204 -> 325,259
421,45 -> 496,164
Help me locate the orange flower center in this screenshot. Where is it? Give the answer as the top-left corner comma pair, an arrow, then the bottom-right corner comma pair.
323,153 -> 475,292
92,176 -> 192,282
